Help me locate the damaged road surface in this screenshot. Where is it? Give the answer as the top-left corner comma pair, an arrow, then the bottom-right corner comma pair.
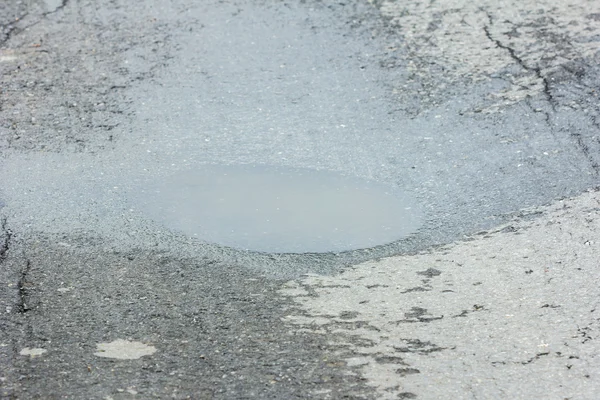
1,0 -> 600,398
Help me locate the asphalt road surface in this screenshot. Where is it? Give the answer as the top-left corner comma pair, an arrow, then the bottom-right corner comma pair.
1,0 -> 599,398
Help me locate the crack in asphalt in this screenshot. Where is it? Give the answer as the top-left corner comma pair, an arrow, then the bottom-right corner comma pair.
479,15 -> 600,177
0,217 -> 12,263
17,259 -> 32,313
0,0 -> 69,47
483,14 -> 600,176
0,12 -> 29,46
42,0 -> 70,16
570,132 -> 600,174
482,14 -> 556,112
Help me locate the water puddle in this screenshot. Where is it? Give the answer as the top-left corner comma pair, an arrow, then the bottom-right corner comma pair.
132,165 -> 422,253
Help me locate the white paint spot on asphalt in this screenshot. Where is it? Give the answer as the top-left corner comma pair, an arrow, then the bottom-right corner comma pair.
0,54 -> 18,63
20,348 -> 47,357
94,339 -> 157,360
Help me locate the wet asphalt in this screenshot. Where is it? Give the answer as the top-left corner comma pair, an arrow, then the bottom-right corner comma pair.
1,0 -> 599,398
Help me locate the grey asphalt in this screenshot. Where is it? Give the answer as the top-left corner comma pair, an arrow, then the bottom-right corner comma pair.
1,0 -> 599,398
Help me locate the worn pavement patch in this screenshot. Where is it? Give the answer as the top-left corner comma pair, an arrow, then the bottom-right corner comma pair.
280,189 -> 600,399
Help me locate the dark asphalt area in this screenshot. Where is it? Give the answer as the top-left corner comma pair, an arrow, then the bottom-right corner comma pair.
1,0 -> 599,398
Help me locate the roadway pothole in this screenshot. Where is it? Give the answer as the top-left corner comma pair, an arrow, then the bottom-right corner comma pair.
131,164 -> 423,253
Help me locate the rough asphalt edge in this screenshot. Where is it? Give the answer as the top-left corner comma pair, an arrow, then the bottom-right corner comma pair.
280,188 -> 600,399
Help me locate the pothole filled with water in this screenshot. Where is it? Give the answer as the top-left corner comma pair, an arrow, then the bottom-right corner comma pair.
132,164 -> 423,253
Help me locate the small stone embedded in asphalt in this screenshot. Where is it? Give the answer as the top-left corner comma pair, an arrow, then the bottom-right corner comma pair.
94,339 -> 157,360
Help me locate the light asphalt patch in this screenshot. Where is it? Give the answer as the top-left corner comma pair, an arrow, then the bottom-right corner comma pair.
94,339 -> 157,360
280,189 -> 600,399
18,348 -> 47,358
17,341 -> 155,361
